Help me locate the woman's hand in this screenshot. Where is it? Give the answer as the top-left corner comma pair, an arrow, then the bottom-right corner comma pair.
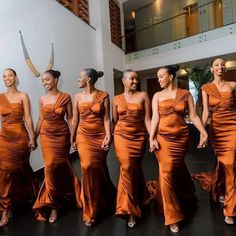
101,135 -> 111,151
70,137 -> 77,150
197,132 -> 208,148
149,138 -> 159,152
29,139 -> 37,151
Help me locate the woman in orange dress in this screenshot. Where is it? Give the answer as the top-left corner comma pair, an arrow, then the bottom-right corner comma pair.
33,70 -> 81,223
0,68 -> 38,226
71,68 -> 116,226
149,65 -> 208,232
112,70 -> 151,228
194,58 -> 236,224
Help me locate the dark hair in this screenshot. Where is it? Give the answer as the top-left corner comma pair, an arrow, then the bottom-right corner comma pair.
5,68 -> 17,76
45,69 -> 61,79
122,69 -> 136,78
157,65 -> 179,79
84,68 -> 104,84
210,57 -> 225,67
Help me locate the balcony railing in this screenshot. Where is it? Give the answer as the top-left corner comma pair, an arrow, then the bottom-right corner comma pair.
123,0 -> 236,53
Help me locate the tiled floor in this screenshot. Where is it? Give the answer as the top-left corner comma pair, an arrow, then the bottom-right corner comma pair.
1,128 -> 235,236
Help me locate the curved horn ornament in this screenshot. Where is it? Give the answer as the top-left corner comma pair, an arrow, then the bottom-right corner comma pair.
45,43 -> 54,71
19,31 -> 54,77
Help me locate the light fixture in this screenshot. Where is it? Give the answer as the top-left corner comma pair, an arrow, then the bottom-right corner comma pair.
131,10 -> 135,19
177,68 -> 188,76
225,60 -> 236,69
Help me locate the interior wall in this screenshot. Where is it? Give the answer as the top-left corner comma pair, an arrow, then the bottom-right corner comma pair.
0,0 -> 101,171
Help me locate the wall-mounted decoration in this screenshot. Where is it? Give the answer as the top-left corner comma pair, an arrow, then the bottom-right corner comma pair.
19,31 -> 54,77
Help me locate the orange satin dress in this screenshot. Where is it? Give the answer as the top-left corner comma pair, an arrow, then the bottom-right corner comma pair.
154,89 -> 197,225
113,94 -> 150,219
76,91 -> 116,223
0,94 -> 38,211
193,83 -> 236,217
33,93 -> 82,220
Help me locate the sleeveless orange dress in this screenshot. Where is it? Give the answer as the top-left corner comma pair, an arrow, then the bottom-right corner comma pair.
154,89 -> 197,225
33,93 -> 82,220
193,83 -> 236,217
0,94 -> 38,211
76,91 -> 116,223
113,94 -> 150,219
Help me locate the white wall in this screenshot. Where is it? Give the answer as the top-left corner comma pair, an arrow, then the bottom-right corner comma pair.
0,0 -> 126,171
0,0 -> 101,170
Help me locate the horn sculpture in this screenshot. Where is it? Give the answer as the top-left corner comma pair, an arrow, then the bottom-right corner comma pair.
45,43 -> 54,71
19,31 -> 54,77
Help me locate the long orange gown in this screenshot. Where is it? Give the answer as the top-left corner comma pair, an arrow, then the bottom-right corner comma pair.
76,91 -> 116,223
33,93 -> 81,220
154,89 -> 197,225
193,83 -> 236,217
113,94 -> 150,219
0,94 -> 38,211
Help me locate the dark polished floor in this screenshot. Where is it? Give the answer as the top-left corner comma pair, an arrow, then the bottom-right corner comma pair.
1,128 -> 236,236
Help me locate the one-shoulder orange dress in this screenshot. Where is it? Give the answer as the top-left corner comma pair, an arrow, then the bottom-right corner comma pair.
154,89 -> 197,225
33,93 -> 82,220
0,94 -> 38,211
113,94 -> 150,219
193,83 -> 236,217
76,91 -> 116,223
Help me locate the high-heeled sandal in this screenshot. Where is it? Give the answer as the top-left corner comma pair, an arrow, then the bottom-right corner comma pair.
219,196 -> 225,204
225,216 -> 234,225
127,215 -> 136,228
0,210 -> 11,227
170,223 -> 179,233
49,209 -> 58,223
85,220 -> 93,227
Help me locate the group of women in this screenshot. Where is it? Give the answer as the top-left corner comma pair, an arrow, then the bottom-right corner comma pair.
0,57 -> 235,233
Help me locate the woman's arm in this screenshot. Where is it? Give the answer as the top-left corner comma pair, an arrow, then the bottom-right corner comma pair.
143,92 -> 151,134
101,96 -> 111,150
111,97 -> 118,134
201,90 -> 209,127
187,95 -> 208,148
70,94 -> 80,150
35,98 -> 44,141
66,100 -> 73,129
22,93 -> 36,150
149,93 -> 159,152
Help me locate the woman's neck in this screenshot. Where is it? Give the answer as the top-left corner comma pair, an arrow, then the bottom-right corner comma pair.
6,86 -> 18,93
84,85 -> 96,94
47,88 -> 59,96
124,88 -> 136,95
213,75 -> 224,84
163,82 -> 177,93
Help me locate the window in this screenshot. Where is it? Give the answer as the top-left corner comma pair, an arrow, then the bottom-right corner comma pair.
109,0 -> 122,48
56,0 -> 89,24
